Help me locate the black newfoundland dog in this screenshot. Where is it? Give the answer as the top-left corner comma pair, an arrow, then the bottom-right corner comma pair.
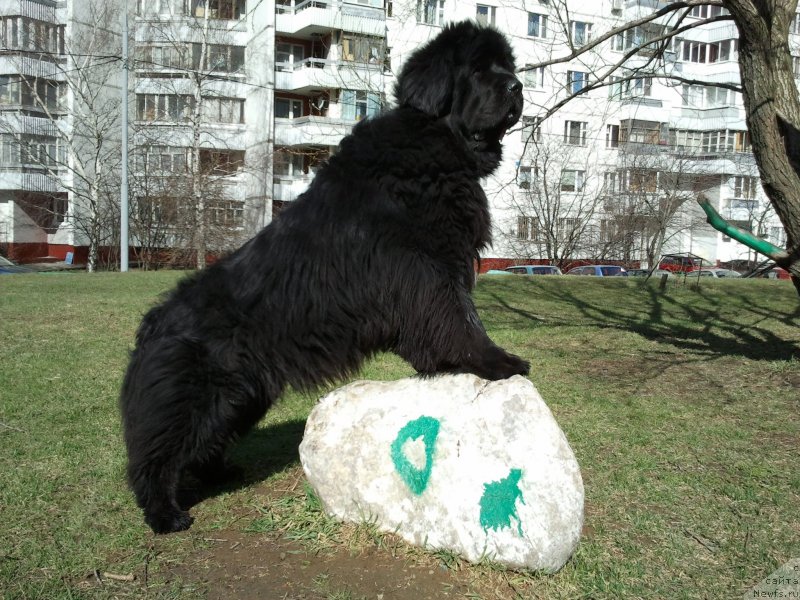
121,21 -> 529,534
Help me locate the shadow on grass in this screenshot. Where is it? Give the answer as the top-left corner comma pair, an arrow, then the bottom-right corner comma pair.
180,418 -> 306,508
489,281 -> 800,362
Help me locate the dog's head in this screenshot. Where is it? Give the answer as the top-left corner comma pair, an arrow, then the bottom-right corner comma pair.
395,21 -> 523,173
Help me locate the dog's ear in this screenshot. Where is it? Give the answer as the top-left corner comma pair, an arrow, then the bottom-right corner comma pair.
394,50 -> 455,118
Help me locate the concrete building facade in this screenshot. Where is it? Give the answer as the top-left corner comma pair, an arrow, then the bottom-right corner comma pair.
0,0 -> 794,269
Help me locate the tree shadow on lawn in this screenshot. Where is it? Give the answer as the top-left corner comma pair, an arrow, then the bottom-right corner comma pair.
490,281 -> 800,363
178,418 -> 306,509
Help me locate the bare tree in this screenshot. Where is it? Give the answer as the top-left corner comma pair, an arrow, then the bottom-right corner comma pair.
517,0 -> 800,291
133,0 -> 254,269
502,131 -> 605,268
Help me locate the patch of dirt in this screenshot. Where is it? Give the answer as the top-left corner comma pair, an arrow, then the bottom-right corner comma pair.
168,529 -> 477,600
159,471 -> 525,600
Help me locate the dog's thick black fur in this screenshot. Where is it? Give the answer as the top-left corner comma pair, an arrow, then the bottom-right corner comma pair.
120,21 -> 530,534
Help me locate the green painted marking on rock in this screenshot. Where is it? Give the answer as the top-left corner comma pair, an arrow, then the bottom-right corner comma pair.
479,468 -> 525,536
390,416 -> 440,495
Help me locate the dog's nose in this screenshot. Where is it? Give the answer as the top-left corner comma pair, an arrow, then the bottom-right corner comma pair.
507,78 -> 523,94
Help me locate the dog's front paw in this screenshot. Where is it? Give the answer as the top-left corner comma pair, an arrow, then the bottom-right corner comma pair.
145,508 -> 194,535
470,346 -> 530,380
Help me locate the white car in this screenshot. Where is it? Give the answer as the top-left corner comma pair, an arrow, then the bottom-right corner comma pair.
686,268 -> 742,278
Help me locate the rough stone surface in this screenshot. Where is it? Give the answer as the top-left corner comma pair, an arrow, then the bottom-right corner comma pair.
299,374 -> 583,573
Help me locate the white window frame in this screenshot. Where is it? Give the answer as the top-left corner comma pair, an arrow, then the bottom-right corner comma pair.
523,65 -> 544,89
476,4 -> 496,26
527,13 -> 547,39
418,0 -> 445,26
564,120 -> 587,146
560,169 -> 585,192
570,21 -> 592,46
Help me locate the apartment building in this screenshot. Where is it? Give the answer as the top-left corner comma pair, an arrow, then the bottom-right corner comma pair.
270,0 -> 791,269
0,0 -> 89,261
272,0 -> 386,215
133,0 -> 273,257
1,0 -> 793,269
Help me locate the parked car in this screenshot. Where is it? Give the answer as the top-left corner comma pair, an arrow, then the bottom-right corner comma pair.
505,265 -> 562,275
0,256 -> 34,274
484,269 -> 513,275
762,267 -> 790,280
627,268 -> 674,278
685,268 -> 742,278
566,265 -> 628,277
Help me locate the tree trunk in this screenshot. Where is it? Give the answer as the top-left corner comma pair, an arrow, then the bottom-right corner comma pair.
725,0 -> 800,293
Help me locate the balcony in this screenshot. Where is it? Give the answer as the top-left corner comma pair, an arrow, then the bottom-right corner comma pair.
0,169 -> 62,193
675,105 -> 746,129
0,0 -> 59,21
275,58 -> 384,94
273,174 -> 314,201
276,0 -> 385,38
274,115 -> 354,146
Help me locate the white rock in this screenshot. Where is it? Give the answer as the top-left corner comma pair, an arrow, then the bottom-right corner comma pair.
299,374 -> 584,573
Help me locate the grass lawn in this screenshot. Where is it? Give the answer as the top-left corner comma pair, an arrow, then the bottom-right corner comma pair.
1,271 -> 799,599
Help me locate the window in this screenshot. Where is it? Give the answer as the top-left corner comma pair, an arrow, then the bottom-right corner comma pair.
208,199 -> 244,227
0,16 -> 65,54
194,44 -> 245,72
136,146 -> 189,173
273,148 -> 305,177
199,149 -> 244,175
17,135 -> 64,167
603,171 -> 618,194
618,23 -> 664,52
137,0 -> 175,14
793,55 -> 800,78
521,116 -> 542,141
769,226 -> 787,246
733,131 -> 751,152
606,124 -> 619,148
341,90 -> 381,121
689,5 -> 727,18
627,169 -> 658,193
138,44 -> 188,69
275,97 -> 303,119
681,84 -> 704,107
528,13 -> 547,38
681,40 -> 735,63
670,129 -> 703,151
608,75 -> 624,99
188,0 -> 245,19
619,119 -> 660,144
0,76 -> 63,112
564,120 -> 587,146
517,216 -> 541,241
136,94 -> 194,121
203,97 -> 245,123
518,165 -> 532,189
600,219 -> 616,242
342,35 -> 384,64
626,77 -> 652,97
701,130 -> 733,153
733,175 -> 758,199
560,169 -> 585,192
418,0 -> 445,25
523,65 -> 544,89
570,21 -> 592,46
276,43 -> 304,70
706,86 -> 733,107
567,71 -> 589,94
792,13 -> 800,35
476,5 -> 495,26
